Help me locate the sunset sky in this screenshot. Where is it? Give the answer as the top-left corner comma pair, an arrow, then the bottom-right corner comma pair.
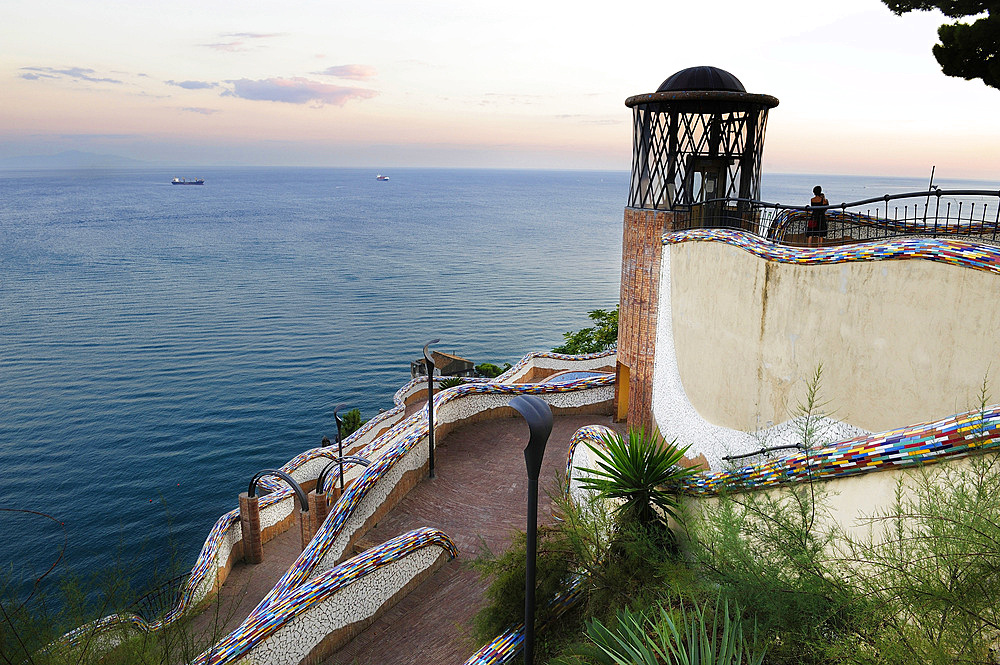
2,0 -> 998,178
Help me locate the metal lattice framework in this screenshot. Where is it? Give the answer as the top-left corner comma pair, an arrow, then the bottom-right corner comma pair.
626,91 -> 778,210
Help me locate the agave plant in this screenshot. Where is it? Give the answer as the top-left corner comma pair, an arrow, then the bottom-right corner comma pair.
578,428 -> 699,529
586,598 -> 765,665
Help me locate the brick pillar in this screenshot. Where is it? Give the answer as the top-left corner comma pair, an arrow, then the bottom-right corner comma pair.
307,489 -> 329,538
238,492 -> 263,564
616,208 -> 680,431
298,503 -> 312,550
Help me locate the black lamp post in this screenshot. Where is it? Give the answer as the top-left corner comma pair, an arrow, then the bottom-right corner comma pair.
423,339 -> 440,479
333,403 -> 346,494
509,394 -> 553,665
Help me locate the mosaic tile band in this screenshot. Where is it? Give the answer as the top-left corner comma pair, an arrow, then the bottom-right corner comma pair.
53,352 -> 616,660
192,527 -> 457,665
664,228 -> 1000,275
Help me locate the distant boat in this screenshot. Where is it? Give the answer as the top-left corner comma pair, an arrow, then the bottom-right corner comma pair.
376,174 -> 389,181
172,177 -> 204,185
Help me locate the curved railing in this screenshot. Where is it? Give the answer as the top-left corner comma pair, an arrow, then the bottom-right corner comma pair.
52,350 -> 616,657
192,527 -> 458,665
681,189 -> 1000,246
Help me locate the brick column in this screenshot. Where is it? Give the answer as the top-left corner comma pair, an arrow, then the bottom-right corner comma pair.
238,492 -> 263,564
616,208 -> 680,431
298,503 -> 312,550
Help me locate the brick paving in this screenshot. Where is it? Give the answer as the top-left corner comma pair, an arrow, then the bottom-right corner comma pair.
183,412 -> 621,664
323,413 -> 623,665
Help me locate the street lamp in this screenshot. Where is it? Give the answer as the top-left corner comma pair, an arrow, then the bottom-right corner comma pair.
509,394 -> 553,665
423,339 -> 440,479
332,404 -> 348,494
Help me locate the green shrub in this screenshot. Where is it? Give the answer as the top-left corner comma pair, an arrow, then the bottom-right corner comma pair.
584,597 -> 765,665
470,526 -> 577,648
578,428 -> 698,533
438,376 -> 466,389
553,307 -> 618,355
339,408 -> 366,436
475,362 -> 512,378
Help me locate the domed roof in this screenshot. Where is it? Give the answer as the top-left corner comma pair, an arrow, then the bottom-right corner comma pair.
657,66 -> 746,93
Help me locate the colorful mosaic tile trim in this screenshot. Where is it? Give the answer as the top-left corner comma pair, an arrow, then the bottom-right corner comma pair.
54,352 -> 614,656
681,406 -> 1000,495
463,577 -> 586,665
250,374 -> 615,615
564,424 -> 618,494
663,228 -> 1000,275
192,527 -> 457,665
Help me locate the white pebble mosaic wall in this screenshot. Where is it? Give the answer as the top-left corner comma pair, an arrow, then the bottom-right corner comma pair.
240,546 -> 444,665
652,250 -> 869,470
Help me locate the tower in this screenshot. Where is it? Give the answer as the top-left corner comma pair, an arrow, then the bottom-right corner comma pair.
615,66 -> 778,428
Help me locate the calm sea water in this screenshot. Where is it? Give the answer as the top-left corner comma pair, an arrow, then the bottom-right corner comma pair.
1,167 -> 995,601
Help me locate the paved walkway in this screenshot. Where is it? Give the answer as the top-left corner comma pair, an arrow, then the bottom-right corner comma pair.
184,412 -> 621,664
323,413 -> 623,665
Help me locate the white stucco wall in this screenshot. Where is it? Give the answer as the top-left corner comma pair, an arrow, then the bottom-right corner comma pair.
652,238 -> 1000,468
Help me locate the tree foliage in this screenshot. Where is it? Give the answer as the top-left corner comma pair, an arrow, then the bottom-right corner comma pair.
882,0 -> 1000,89
553,306 -> 619,355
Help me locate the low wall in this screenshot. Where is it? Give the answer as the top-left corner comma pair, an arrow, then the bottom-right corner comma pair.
197,528 -> 458,665
55,351 -> 617,660
653,231 -> 1000,468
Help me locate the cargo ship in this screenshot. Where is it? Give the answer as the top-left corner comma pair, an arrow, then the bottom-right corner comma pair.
172,177 -> 204,185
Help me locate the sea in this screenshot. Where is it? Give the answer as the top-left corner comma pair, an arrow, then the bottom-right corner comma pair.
1,167 -> 996,604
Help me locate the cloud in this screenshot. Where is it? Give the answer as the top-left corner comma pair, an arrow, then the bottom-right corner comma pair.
181,107 -> 219,115
316,64 -> 377,80
225,32 -> 283,39
20,66 -> 123,84
222,77 -> 378,106
203,32 -> 282,52
203,40 -> 249,52
166,79 -> 217,90
57,133 -> 133,140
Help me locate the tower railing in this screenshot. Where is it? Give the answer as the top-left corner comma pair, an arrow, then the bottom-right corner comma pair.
678,189 -> 1000,245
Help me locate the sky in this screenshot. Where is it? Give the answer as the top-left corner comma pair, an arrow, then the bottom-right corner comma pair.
1,0 -> 998,179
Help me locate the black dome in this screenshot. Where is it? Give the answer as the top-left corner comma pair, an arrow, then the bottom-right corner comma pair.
657,66 -> 746,93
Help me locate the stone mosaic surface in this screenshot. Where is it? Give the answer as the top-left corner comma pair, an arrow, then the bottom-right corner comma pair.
54,351 -> 615,659
665,228 -> 1000,274
197,528 -> 457,665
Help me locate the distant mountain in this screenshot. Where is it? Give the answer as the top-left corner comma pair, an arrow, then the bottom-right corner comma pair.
0,150 -> 153,170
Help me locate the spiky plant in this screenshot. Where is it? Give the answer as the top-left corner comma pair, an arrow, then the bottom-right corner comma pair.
578,428 -> 699,530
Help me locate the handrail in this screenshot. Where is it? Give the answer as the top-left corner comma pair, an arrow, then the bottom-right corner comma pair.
191,527 -> 458,665
49,350 -> 617,657
698,188 -> 1000,212
678,189 -> 1000,246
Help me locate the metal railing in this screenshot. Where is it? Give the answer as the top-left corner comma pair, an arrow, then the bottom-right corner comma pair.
127,573 -> 189,623
682,189 -> 1000,246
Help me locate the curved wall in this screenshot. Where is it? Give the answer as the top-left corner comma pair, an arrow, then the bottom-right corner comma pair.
658,233 -> 1000,443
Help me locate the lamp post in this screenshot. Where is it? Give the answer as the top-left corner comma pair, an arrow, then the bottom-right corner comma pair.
423,339 -> 440,479
509,394 -> 553,665
333,403 -> 347,494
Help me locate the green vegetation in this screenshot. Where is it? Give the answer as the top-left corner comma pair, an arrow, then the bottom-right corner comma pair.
584,598 -> 765,665
553,307 -> 619,355
476,362 -> 513,378
882,0 -> 1000,90
438,376 -> 466,389
340,407 -> 366,436
0,514 -> 237,665
578,429 -> 698,532
472,373 -> 1000,664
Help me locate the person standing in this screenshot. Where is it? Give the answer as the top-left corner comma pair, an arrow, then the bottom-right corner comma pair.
806,185 -> 829,247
